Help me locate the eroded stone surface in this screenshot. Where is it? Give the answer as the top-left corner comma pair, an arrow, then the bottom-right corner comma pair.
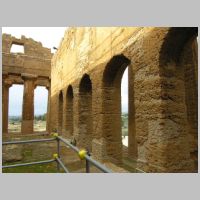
2,145 -> 23,162
2,34 -> 52,135
50,27 -> 198,172
2,28 -> 198,173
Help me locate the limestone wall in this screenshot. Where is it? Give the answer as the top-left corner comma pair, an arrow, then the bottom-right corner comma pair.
2,34 -> 52,78
2,34 -> 52,135
51,27 -> 198,172
51,27 -> 143,95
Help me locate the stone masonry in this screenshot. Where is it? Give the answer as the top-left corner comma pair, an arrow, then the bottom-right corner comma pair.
2,34 -> 52,134
2,28 -> 198,173
50,27 -> 198,172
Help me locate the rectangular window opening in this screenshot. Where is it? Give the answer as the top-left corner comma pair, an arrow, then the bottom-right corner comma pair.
10,43 -> 24,53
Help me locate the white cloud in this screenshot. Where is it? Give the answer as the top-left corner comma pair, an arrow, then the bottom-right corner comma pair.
2,27 -> 67,53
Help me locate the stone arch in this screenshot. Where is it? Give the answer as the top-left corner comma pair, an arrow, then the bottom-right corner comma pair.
80,74 -> 92,93
78,74 -> 93,150
58,90 -> 64,134
102,54 -> 131,163
159,27 -> 198,66
65,85 -> 74,137
103,54 -> 130,87
157,27 -> 198,172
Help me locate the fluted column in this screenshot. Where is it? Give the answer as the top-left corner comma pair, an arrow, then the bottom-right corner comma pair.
21,74 -> 36,134
2,79 -> 12,135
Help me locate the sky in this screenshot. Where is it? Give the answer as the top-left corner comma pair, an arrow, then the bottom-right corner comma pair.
2,27 -> 128,116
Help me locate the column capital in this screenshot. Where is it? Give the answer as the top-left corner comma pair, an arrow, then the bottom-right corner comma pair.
3,79 -> 13,88
21,73 -> 38,80
2,73 -> 12,87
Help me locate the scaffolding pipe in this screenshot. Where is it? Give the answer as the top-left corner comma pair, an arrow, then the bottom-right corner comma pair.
2,136 -> 112,173
56,157 -> 69,173
57,136 -> 79,153
85,154 -> 112,173
2,138 -> 56,145
57,136 -> 112,173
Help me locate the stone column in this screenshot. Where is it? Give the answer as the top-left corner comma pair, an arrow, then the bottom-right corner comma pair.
46,85 -> 51,134
21,74 -> 37,134
2,79 -> 12,135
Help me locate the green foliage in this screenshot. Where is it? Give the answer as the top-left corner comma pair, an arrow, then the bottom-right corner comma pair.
2,162 -> 62,173
121,113 -> 128,128
34,113 -> 47,121
9,116 -> 22,122
122,113 -> 128,136
9,114 -> 47,123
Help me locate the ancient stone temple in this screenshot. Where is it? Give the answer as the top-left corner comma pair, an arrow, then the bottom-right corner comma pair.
2,34 -> 52,135
2,27 -> 198,173
50,27 -> 198,172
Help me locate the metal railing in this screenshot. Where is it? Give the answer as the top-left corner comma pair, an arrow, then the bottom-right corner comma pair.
57,136 -> 112,173
2,134 -> 112,173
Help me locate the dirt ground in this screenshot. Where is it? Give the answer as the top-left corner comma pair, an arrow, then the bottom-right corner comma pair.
8,120 -> 46,133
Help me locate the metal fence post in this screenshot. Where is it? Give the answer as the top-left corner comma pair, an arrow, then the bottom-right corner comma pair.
86,150 -> 90,173
57,138 -> 60,172
3,136 -> 112,173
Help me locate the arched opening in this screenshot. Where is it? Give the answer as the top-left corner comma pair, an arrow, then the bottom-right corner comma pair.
78,74 -> 92,150
65,85 -> 74,137
159,27 -> 198,172
102,54 -> 131,163
159,27 -> 198,65
121,68 -> 128,149
8,84 -> 24,133
58,91 -> 63,134
34,86 -> 48,133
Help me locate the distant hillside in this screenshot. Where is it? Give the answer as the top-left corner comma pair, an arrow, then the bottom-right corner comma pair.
9,113 -> 47,121
9,116 -> 22,121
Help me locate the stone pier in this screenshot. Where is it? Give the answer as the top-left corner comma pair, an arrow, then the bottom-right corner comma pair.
2,34 -> 52,135
21,74 -> 37,134
2,78 -> 12,135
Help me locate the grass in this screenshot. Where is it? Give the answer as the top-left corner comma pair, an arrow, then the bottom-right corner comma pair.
2,162 -> 61,173
2,135 -> 66,173
2,157 -> 67,173
23,148 -> 33,158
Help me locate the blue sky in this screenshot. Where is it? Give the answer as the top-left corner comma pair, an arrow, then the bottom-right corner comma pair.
3,27 -> 128,116
9,85 -> 48,116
